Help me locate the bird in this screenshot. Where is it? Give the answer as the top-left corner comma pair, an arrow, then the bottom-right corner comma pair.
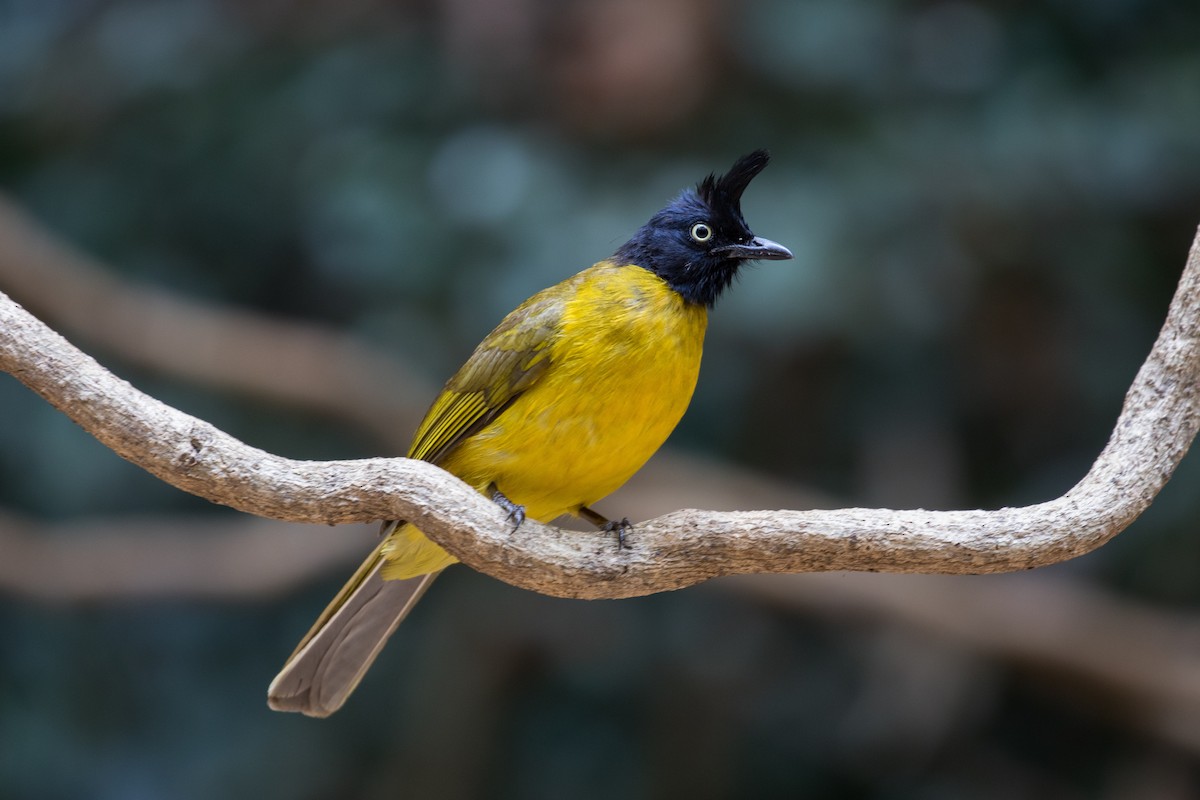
268,150 -> 792,717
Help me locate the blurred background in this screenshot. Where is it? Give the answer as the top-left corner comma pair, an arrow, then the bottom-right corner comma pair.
1,0 -> 1200,797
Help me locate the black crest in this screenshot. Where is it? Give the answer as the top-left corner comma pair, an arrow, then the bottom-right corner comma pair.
695,149 -> 771,221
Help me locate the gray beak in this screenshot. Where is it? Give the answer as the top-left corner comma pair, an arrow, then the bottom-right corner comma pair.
716,236 -> 793,261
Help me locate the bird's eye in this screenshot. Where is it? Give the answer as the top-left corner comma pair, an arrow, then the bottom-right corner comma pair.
690,222 -> 713,242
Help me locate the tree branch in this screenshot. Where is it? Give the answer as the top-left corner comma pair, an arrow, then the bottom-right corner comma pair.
1,228 -> 1198,599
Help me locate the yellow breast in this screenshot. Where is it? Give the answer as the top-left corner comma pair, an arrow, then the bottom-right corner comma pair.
443,262 -> 707,521
382,262 -> 706,579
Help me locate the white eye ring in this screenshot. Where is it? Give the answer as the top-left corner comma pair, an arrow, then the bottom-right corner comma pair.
690,222 -> 713,242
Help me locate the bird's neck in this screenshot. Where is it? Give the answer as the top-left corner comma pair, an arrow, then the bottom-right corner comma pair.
611,246 -> 736,309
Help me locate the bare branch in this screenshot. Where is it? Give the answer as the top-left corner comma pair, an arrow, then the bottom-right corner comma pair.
736,572 -> 1200,753
1,228 -> 1197,599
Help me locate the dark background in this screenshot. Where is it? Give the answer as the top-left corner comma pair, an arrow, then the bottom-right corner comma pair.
1,0 -> 1200,797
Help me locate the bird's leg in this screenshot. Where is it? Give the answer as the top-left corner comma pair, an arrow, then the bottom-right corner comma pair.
488,483 -> 526,531
578,505 -> 633,550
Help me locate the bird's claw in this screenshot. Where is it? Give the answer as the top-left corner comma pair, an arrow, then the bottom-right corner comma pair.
490,484 -> 526,532
603,518 -> 633,550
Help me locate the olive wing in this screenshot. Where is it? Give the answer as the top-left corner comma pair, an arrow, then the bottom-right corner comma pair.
407,290 -> 563,465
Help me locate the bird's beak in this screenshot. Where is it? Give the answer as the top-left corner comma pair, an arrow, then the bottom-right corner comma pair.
716,236 -> 793,261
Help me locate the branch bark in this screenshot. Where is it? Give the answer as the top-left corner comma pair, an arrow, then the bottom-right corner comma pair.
1,228 -> 1197,600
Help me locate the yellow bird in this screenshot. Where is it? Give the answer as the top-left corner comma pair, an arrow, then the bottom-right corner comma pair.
269,150 -> 792,716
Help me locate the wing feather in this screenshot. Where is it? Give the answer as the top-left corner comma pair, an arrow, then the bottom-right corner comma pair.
406,287 -> 566,464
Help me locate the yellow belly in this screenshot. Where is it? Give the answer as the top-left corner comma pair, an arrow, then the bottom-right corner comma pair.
382,264 -> 707,579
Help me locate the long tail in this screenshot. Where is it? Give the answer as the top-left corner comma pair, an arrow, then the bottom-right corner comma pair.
268,535 -> 440,717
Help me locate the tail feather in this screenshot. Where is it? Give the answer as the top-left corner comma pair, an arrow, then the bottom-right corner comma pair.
268,537 -> 439,717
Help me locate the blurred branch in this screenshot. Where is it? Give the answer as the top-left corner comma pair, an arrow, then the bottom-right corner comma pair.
7,506 -> 1200,754
0,194 -> 427,448
0,509 -> 370,602
735,572 -> 1200,754
1,226 -> 1198,599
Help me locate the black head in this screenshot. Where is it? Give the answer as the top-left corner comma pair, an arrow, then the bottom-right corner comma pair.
613,150 -> 792,307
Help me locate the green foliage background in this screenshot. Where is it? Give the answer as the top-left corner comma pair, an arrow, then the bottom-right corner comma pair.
1,0 -> 1199,797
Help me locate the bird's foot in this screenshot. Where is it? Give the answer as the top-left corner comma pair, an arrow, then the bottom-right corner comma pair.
605,518 -> 634,550
579,506 -> 633,550
489,484 -> 526,531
